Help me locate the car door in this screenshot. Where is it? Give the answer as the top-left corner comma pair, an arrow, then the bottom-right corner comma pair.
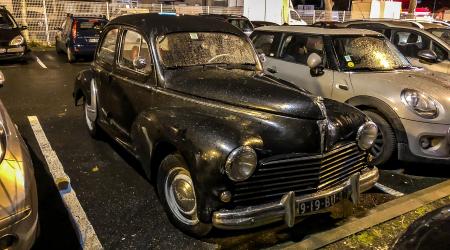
93,27 -> 119,135
264,33 -> 334,98
109,28 -> 155,144
391,29 -> 449,73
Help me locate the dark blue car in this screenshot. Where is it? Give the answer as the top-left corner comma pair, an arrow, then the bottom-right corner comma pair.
55,14 -> 108,63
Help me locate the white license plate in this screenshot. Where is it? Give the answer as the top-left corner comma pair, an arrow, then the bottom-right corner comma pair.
0,48 -> 6,54
297,193 -> 341,215
89,38 -> 99,43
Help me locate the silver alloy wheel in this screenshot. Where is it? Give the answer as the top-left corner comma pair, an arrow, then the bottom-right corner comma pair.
164,167 -> 199,226
370,129 -> 384,157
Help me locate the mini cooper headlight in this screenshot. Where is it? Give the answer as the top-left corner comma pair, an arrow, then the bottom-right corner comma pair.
357,121 -> 378,150
9,35 -> 24,46
225,146 -> 257,182
401,89 -> 440,119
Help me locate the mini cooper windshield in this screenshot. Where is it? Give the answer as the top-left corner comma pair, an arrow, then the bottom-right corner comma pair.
333,36 -> 411,71
157,32 -> 257,69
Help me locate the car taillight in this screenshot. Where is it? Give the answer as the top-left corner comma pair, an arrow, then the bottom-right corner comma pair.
71,20 -> 77,40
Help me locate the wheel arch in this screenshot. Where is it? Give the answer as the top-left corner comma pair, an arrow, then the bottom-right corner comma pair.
346,95 -> 407,144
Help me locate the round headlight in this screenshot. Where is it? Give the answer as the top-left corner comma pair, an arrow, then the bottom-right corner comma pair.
224,146 -> 257,182
357,121 -> 378,150
401,89 -> 440,119
9,35 -> 24,46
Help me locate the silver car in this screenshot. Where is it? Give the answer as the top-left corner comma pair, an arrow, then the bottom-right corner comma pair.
0,70 -> 38,249
251,26 -> 450,165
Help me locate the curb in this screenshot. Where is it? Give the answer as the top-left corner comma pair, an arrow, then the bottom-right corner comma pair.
276,180 -> 450,250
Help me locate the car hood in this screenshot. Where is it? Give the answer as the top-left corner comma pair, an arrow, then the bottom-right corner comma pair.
164,68 -> 325,120
0,28 -> 21,45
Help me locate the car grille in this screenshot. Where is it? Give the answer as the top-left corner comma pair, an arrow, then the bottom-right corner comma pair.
232,143 -> 368,205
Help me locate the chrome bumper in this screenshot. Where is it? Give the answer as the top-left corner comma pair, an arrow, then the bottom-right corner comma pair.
212,167 -> 379,230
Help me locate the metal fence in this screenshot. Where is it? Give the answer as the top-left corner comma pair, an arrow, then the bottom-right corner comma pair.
0,0 -> 446,46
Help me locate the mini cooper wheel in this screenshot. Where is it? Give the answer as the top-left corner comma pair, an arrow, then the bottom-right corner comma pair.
364,111 -> 396,166
67,47 -> 76,63
157,154 -> 212,237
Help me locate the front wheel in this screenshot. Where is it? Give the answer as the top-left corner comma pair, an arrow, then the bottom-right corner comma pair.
363,110 -> 396,166
84,97 -> 101,138
157,154 -> 212,237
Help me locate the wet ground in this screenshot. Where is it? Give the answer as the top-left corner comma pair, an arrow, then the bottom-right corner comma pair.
0,50 -> 449,249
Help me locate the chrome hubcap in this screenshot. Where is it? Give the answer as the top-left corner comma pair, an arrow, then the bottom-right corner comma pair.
370,129 -> 384,157
165,167 -> 199,225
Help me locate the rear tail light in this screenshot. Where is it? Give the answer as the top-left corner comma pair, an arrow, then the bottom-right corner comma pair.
71,20 -> 77,40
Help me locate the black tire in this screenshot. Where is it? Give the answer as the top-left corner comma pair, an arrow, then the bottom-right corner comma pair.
67,47 -> 76,63
83,97 -> 101,139
364,110 -> 396,166
157,154 -> 212,237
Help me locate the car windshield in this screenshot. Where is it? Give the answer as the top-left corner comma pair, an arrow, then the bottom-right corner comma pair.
0,12 -> 16,29
229,19 -> 253,31
157,32 -> 257,69
333,36 -> 411,71
428,28 -> 450,45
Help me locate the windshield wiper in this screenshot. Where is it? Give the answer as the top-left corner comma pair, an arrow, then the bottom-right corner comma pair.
202,63 -> 256,71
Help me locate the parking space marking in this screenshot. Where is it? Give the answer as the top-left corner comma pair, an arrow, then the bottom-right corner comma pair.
374,182 -> 405,197
28,116 -> 103,250
35,56 -> 47,69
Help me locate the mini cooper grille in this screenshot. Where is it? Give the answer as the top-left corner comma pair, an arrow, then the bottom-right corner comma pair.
232,143 -> 368,205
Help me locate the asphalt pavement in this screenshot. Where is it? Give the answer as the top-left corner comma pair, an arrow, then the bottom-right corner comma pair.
0,50 -> 449,250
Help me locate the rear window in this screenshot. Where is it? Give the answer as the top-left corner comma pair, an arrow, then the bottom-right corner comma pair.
77,19 -> 107,30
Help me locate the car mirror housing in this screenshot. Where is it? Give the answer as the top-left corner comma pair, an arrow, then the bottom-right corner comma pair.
307,53 -> 324,77
418,49 -> 438,63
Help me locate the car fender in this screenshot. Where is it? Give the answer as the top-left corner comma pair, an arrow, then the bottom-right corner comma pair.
346,95 -> 407,143
73,69 -> 95,106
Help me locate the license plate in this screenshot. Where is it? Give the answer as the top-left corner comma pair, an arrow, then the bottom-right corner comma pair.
89,38 -> 99,43
0,48 -> 6,54
298,193 -> 341,215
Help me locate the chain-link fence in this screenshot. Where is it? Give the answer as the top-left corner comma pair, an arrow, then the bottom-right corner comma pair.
0,0 -> 447,46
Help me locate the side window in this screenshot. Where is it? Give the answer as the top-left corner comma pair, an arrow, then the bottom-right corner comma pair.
97,28 -> 118,65
279,34 -> 324,66
252,33 -> 276,57
432,42 -> 448,61
393,31 -> 431,58
119,30 -> 152,74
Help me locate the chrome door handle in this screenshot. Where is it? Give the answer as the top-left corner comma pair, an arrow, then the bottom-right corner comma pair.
338,84 -> 349,90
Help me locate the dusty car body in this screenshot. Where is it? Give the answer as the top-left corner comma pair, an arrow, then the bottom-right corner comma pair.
343,20 -> 450,74
73,14 -> 379,236
251,26 -> 450,166
0,70 -> 39,249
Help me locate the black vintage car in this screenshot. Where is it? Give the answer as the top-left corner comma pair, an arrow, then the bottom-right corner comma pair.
73,13 -> 379,236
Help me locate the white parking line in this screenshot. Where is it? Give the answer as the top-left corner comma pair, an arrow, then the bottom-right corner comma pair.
27,116 -> 103,250
374,182 -> 405,197
35,56 -> 47,69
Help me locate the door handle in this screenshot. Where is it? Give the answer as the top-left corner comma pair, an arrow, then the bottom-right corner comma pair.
267,67 -> 277,73
337,84 -> 349,91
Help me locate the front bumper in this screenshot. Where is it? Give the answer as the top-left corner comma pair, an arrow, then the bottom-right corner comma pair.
212,167 -> 378,230
71,44 -> 96,57
398,118 -> 450,164
0,46 -> 29,61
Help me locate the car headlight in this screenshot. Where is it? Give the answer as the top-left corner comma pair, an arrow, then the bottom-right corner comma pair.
9,35 -> 24,46
401,89 -> 440,119
225,146 -> 257,182
357,121 -> 378,150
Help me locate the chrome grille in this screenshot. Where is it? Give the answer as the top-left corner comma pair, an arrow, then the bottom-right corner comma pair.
233,143 -> 367,205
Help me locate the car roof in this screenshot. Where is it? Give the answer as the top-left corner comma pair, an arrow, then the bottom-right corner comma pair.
345,20 -> 421,28
199,14 -> 248,20
255,25 -> 382,36
108,13 -> 245,37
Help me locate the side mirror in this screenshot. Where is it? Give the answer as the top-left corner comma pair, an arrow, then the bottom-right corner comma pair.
418,49 -> 438,63
258,53 -> 267,63
133,57 -> 148,71
307,53 -> 324,77
21,25 -> 27,30
0,71 -> 5,88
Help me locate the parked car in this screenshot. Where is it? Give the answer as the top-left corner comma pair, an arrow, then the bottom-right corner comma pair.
55,14 -> 108,63
251,21 -> 279,28
343,20 -> 450,74
200,14 -> 254,36
0,6 -> 30,62
0,70 -> 39,249
73,13 -> 379,236
251,26 -> 450,166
